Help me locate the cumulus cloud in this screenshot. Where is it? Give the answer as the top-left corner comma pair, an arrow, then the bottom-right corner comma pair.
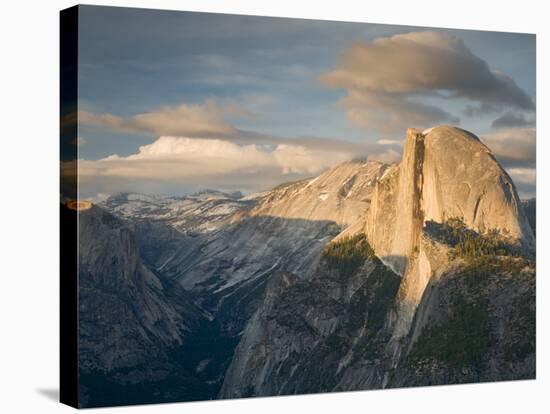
480,127 -> 535,168
79,100 -> 242,137
75,136 -> 355,196
491,112 -> 536,129
320,31 -> 534,133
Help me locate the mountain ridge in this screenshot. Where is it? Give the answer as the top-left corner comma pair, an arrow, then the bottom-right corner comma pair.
79,125 -> 535,406
219,125 -> 535,397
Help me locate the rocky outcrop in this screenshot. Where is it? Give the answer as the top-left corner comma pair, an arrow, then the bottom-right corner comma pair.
220,126 -> 536,398
365,126 -> 535,343
390,255 -> 535,386
95,160 -> 389,403
102,160 -> 389,324
78,205 -> 207,406
248,160 -> 390,226
220,235 -> 401,398
220,234 -> 535,398
88,127 -> 535,404
165,161 -> 388,341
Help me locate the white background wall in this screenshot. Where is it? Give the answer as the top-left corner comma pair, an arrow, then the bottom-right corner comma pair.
0,0 -> 548,412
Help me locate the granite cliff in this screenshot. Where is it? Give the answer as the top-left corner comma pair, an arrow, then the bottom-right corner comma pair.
365,126 -> 534,348
79,126 -> 535,405
220,126 -> 535,397
77,206 -> 209,406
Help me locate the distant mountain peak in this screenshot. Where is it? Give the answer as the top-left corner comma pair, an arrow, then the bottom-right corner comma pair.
191,189 -> 244,199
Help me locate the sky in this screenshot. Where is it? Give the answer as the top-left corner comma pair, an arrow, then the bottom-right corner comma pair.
74,5 -> 536,199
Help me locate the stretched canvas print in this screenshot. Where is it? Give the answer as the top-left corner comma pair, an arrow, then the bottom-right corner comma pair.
60,4 -> 536,408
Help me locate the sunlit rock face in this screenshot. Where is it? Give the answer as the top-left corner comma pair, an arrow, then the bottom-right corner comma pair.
248,160 -> 390,226
367,126 -> 533,274
420,126 -> 533,247
220,126 -> 535,398
99,161 -> 387,301
86,127 -> 535,404
365,125 -> 535,342
219,251 -> 402,399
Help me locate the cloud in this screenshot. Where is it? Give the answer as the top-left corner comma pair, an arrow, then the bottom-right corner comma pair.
335,89 -> 459,133
491,112 -> 536,129
72,133 -> 409,198
507,167 -> 536,199
79,100 -> 243,137
368,148 -> 401,164
74,136 -> 355,196
320,31 -> 534,133
480,127 -> 535,168
480,127 -> 536,198
507,167 -> 535,185
71,129 -> 535,198
377,139 -> 403,146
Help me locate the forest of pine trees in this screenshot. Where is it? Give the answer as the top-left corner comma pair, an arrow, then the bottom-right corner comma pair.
323,234 -> 376,277
431,217 -> 517,261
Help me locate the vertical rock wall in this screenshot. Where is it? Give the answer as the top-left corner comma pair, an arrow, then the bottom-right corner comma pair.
365,126 -> 535,344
